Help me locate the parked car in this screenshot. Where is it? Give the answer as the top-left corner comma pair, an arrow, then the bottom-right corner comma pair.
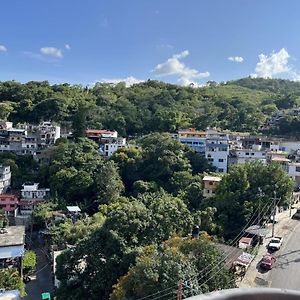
260,254 -> 276,270
267,237 -> 283,251
292,208 -> 300,219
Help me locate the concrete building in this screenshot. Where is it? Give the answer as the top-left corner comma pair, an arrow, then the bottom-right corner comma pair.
178,128 -> 207,153
19,183 -> 50,215
0,194 -> 19,217
231,145 -> 267,165
99,137 -> 127,157
0,121 -> 60,156
86,129 -> 127,157
205,130 -> 230,173
21,183 -> 50,200
37,121 -> 61,147
0,226 -> 25,264
288,163 -> 300,188
0,165 -> 11,194
203,175 -> 221,198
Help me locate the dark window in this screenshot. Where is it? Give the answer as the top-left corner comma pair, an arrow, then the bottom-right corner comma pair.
219,168 -> 224,172
296,167 -> 300,172
209,181 -> 214,185
245,152 -> 249,155
219,158 -> 224,162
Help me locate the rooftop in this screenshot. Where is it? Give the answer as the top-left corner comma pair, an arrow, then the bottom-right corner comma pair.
66,206 -> 81,213
203,176 -> 222,182
0,226 -> 25,247
271,157 -> 291,162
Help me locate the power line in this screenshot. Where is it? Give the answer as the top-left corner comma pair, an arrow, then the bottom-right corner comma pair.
136,199 -> 270,300
196,195 -> 282,293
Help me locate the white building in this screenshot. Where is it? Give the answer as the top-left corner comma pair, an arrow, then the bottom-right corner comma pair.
37,121 -> 61,147
234,145 -> 267,165
0,165 -> 11,194
288,163 -> 300,188
21,183 -> 50,200
205,130 -> 230,173
99,138 -> 127,157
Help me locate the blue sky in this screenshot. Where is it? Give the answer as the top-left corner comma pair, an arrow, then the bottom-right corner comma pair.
1,0 -> 300,86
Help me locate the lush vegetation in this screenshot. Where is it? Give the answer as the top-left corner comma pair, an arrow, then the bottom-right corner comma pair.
0,269 -> 25,296
1,78 -> 300,137
0,78 -> 297,299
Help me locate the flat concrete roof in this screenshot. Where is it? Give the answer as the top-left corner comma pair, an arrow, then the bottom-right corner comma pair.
0,226 -> 25,247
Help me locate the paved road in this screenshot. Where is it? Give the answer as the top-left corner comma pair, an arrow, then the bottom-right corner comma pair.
268,219 -> 300,290
23,235 -> 54,300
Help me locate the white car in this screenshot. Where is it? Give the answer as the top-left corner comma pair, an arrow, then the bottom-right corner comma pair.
267,237 -> 283,251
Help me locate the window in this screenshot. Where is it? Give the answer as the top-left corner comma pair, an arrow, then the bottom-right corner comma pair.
251,153 -> 255,156
296,167 -> 300,173
245,152 -> 249,155
207,154 -> 211,158
209,181 -> 214,185
208,158 -> 214,162
10,204 -> 15,208
218,158 -> 224,162
218,168 -> 224,172
206,189 -> 210,193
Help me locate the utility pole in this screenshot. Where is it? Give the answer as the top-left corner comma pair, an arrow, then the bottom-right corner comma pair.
258,188 -> 262,226
272,190 -> 277,238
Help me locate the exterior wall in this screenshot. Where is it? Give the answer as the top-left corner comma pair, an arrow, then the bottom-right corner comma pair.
205,138 -> 229,173
99,138 -> 127,157
235,150 -> 267,165
21,183 -> 50,199
0,194 -> 19,217
0,166 -> 11,194
203,180 -> 220,198
178,137 -> 206,153
288,164 -> 300,187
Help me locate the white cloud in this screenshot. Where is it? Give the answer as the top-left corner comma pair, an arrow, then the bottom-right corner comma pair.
40,47 -> 63,58
228,56 -> 244,63
99,76 -> 144,87
153,50 -> 210,86
0,45 -> 7,52
253,48 -> 290,78
65,44 -> 71,50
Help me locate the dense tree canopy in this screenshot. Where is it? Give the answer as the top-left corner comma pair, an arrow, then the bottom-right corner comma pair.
0,78 -> 298,136
110,236 -> 235,300
213,162 -> 293,238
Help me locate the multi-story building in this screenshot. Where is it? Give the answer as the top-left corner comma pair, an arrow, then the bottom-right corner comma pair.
230,145 -> 267,165
21,183 -> 50,199
203,175 -> 221,198
99,138 -> 127,157
205,130 -> 230,173
19,183 -> 50,215
178,128 -> 207,153
288,163 -> 300,188
37,121 -> 61,147
0,194 -> 19,217
0,165 -> 11,194
0,121 -> 60,156
86,129 -> 127,157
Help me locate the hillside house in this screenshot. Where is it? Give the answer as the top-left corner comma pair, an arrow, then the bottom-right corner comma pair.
0,165 -> 11,194
203,175 -> 221,198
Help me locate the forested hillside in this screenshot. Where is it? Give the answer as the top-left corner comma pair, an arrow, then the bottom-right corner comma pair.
1,78 -> 300,136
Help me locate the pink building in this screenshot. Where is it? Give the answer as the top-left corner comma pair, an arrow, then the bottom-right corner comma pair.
0,194 -> 19,217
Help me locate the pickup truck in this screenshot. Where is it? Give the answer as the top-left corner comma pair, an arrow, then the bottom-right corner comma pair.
267,236 -> 283,251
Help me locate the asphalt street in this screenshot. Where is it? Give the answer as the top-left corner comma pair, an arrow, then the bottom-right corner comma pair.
23,234 -> 54,300
267,219 -> 300,290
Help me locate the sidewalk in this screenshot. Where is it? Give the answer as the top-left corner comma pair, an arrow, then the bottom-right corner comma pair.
239,205 -> 299,288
